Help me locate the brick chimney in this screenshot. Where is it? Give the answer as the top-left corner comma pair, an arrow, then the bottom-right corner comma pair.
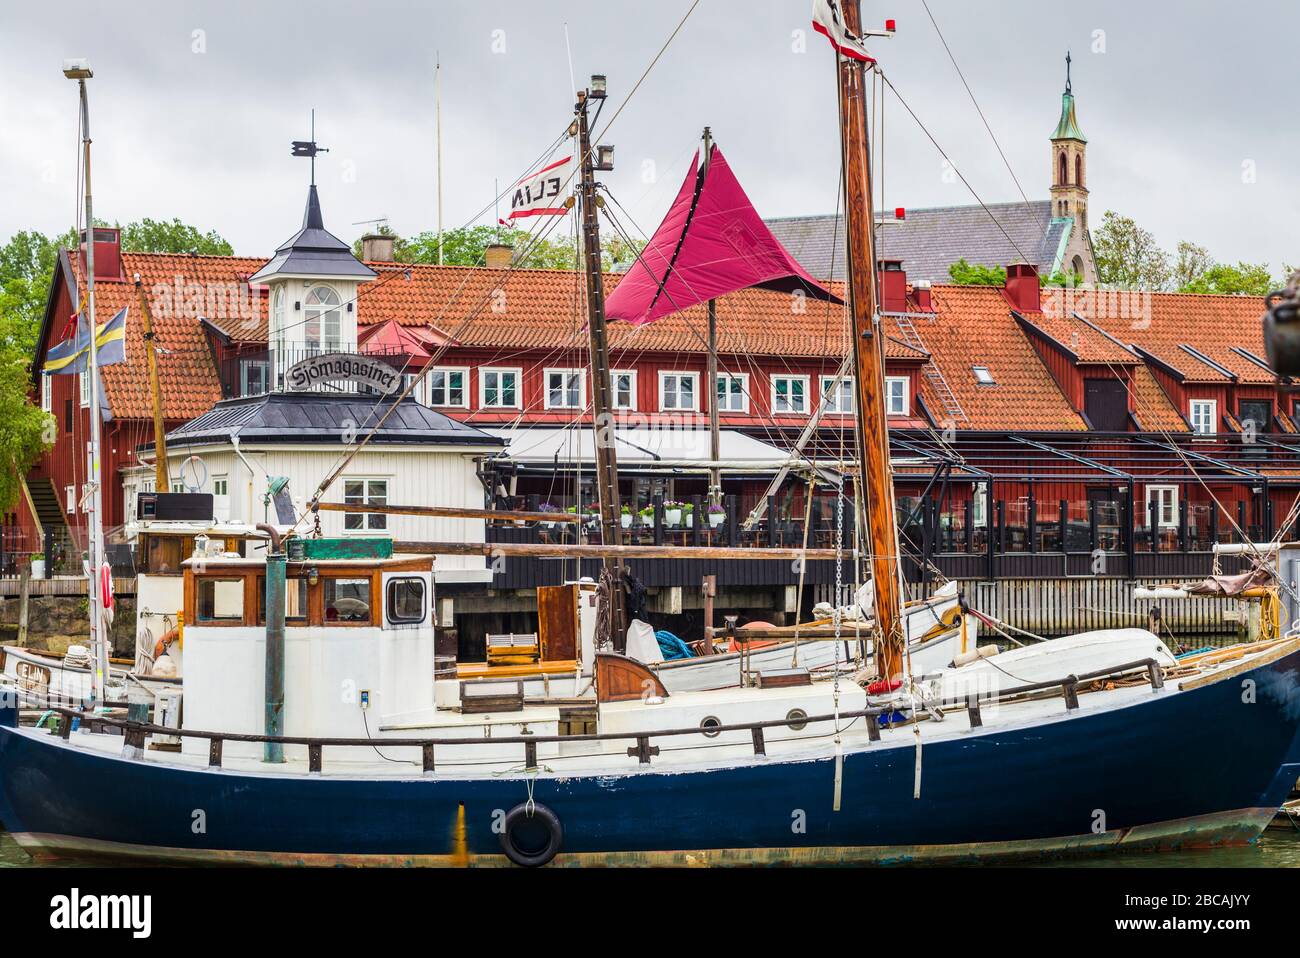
877,258 -> 907,313
485,244 -> 513,268
79,227 -> 122,282
1005,263 -> 1041,313
360,232 -> 396,263
909,280 -> 933,313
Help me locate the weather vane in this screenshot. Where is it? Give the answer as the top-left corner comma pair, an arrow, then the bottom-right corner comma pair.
291,109 -> 329,185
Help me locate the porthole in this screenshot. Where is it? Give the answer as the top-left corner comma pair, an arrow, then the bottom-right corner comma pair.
699,715 -> 722,738
785,708 -> 808,731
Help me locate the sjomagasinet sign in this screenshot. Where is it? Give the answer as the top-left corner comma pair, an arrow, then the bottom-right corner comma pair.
286,352 -> 400,394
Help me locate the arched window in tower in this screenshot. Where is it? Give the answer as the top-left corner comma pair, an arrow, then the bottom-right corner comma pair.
304,284 -> 342,353
1075,155 -> 1083,187
1059,152 -> 1068,185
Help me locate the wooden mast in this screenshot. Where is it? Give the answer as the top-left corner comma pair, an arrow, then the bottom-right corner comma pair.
837,0 -> 905,680
575,86 -> 628,646
703,127 -> 722,506
134,275 -> 170,493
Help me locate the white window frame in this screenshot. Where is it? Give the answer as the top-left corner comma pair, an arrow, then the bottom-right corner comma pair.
659,371 -> 699,412
544,367 -> 586,410
973,365 -> 996,386
427,367 -> 469,408
1189,399 -> 1217,435
1146,484 -> 1179,529
771,375 -> 810,415
819,375 -> 854,415
41,374 -> 52,413
715,372 -> 749,414
212,475 -> 231,522
65,484 -> 76,515
79,371 -> 90,408
303,284 -> 343,352
971,484 -> 988,528
479,367 -> 522,410
885,376 -> 909,417
343,477 -> 390,532
612,370 -> 637,411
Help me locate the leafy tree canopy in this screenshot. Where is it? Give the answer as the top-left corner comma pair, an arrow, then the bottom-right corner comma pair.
352,224 -> 642,273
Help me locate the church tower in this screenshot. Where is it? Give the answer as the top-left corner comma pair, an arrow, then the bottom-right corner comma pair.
1049,53 -> 1088,231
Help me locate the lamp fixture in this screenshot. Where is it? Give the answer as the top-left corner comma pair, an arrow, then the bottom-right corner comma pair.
589,74 -> 607,99
595,144 -> 615,172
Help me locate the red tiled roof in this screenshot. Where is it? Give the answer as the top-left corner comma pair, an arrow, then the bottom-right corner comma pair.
908,285 -> 1087,432
357,264 -> 929,361
1018,311 -> 1139,364
1131,364 -> 1188,433
1084,292 -> 1272,384
65,252 -> 268,419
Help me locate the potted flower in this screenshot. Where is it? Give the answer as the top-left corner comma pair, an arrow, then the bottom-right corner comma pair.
620,504 -> 633,529
638,506 -> 654,527
30,552 -> 46,579
682,502 -> 695,528
663,500 -> 684,527
538,502 -> 560,529
707,503 -> 726,529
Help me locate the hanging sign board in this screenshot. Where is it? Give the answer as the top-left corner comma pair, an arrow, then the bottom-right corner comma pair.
286,353 -> 400,394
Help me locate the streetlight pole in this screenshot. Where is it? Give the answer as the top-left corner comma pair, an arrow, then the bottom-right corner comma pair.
64,58 -> 108,708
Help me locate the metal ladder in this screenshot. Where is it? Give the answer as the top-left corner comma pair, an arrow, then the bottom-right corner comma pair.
890,312 -> 968,424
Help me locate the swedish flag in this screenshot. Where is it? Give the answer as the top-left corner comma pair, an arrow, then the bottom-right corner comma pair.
43,306 -> 127,376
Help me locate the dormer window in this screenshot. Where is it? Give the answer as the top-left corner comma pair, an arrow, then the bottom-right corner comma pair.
304,285 -> 342,352
972,365 -> 995,386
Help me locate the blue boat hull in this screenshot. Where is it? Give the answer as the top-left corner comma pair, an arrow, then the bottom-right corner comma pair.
3,646 -> 1300,866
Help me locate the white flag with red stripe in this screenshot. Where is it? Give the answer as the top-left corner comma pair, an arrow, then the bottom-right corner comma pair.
501,155 -> 571,222
812,0 -> 875,63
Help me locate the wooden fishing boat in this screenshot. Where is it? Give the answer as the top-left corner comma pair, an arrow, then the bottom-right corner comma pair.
6,2 -> 1299,869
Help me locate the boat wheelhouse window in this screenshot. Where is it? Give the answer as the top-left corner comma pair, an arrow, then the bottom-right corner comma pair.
386,577 -> 426,624
196,578 -> 245,622
145,535 -> 185,574
324,577 -> 372,623
344,479 -> 388,531
256,577 -> 309,623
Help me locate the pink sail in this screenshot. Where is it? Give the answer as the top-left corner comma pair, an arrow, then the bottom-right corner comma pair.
605,145 -> 840,326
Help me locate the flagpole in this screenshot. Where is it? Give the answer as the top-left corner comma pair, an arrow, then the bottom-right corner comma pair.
65,60 -> 108,709
435,52 -> 444,266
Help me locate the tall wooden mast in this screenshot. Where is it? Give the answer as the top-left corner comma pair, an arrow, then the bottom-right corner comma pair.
837,0 -> 905,679
135,275 -> 170,493
575,86 -> 627,645
703,127 -> 722,506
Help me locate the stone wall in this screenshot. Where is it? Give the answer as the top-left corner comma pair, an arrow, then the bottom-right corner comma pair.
0,594 -> 136,656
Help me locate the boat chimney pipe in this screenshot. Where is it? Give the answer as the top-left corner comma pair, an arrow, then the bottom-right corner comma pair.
258,523 -> 286,763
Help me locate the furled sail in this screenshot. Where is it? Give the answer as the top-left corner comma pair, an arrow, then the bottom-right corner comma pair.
604,145 -> 840,326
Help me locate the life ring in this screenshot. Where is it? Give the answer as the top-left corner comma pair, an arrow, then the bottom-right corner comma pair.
153,627 -> 180,662
499,802 -> 563,867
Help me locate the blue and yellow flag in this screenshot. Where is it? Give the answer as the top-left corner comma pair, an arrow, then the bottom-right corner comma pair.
43,306 -> 127,376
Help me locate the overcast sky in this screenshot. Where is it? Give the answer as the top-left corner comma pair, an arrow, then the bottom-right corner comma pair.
1,0 -> 1295,274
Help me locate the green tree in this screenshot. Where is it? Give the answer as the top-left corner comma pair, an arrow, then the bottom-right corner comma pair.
1092,210 -> 1170,289
353,224 -> 640,272
947,258 -> 1006,286
117,217 -> 233,256
0,349 -> 53,512
1172,241 -> 1213,290
1181,261 -> 1275,297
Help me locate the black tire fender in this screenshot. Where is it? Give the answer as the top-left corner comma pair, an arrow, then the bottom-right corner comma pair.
500,802 -> 563,867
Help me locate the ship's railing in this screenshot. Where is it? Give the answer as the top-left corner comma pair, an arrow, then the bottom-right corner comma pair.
33,657 -> 1168,773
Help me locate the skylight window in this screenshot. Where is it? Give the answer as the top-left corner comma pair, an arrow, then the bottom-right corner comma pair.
972,365 -> 996,385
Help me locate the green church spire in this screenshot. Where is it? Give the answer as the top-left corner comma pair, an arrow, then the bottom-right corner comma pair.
1052,52 -> 1087,142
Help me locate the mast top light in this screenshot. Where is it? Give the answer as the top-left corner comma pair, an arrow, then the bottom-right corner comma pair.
62,58 -> 93,79
590,74 -> 608,99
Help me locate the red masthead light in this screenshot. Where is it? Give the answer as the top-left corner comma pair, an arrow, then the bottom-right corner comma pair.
885,19 -> 897,32
895,207 -> 906,220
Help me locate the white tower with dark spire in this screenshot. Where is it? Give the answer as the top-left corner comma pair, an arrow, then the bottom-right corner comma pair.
251,168 -> 377,390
